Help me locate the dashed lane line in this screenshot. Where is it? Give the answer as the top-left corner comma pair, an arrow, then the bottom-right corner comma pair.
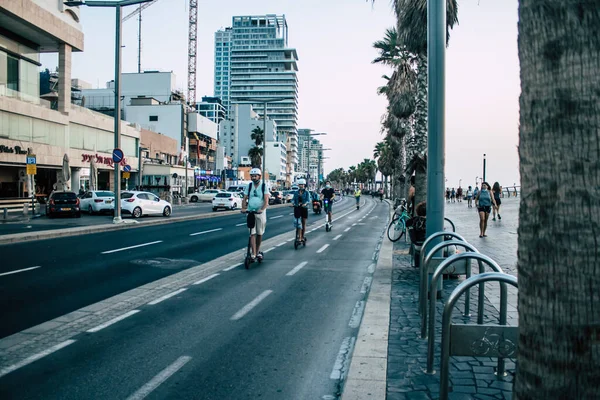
231,290 -> 273,321
317,244 -> 330,254
148,289 -> 187,305
223,263 -> 241,271
126,356 -> 192,400
193,273 -> 220,285
101,241 -> 163,254
0,340 -> 76,379
86,310 -> 141,333
0,266 -> 41,277
333,234 -> 342,241
344,227 -> 351,232
287,261 -> 308,276
189,228 -> 223,236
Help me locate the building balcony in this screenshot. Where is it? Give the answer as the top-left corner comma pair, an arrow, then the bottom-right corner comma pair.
1,86 -> 52,109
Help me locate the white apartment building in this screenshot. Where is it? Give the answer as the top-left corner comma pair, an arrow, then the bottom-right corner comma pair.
0,0 -> 141,197
214,15 -> 299,186
265,141 -> 287,183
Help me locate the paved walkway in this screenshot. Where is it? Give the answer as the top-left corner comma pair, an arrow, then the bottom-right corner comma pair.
387,197 -> 519,400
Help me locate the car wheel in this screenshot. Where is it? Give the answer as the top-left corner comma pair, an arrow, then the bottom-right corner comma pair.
132,207 -> 142,218
212,207 -> 218,212
163,206 -> 171,217
191,196 -> 198,203
88,205 -> 94,215
232,203 -> 237,210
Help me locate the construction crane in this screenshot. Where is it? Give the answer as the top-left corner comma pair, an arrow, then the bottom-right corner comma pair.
187,0 -> 198,107
123,0 -> 160,73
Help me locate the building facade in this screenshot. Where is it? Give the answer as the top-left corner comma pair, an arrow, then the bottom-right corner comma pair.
214,15 -> 299,186
0,0 -> 142,198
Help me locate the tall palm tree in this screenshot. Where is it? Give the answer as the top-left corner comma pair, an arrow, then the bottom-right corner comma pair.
251,126 -> 264,147
514,1 -> 600,398
248,146 -> 263,168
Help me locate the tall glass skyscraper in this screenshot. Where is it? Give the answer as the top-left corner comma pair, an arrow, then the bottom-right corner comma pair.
214,14 -> 299,182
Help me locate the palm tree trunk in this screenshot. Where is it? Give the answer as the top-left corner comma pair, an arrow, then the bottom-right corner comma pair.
515,2 -> 600,399
414,54 -> 428,154
414,167 -> 426,207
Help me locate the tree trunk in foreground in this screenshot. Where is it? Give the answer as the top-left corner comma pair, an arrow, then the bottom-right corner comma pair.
515,1 -> 600,398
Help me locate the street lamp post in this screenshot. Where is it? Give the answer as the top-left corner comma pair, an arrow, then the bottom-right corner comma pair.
483,153 -> 487,182
64,0 -> 153,223
318,148 -> 332,187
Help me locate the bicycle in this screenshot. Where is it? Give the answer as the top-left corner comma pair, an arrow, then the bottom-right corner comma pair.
387,201 -> 411,242
243,211 -> 263,269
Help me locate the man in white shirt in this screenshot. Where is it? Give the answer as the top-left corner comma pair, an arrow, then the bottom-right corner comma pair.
242,168 -> 270,261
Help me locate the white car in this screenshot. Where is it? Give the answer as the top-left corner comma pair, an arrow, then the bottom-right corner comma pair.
121,191 -> 172,218
212,192 -> 240,211
188,189 -> 223,203
80,190 -> 115,214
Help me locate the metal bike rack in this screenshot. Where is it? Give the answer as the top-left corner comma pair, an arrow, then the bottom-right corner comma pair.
427,253 -> 504,373
420,240 -> 479,340
418,232 -> 467,334
439,272 -> 518,400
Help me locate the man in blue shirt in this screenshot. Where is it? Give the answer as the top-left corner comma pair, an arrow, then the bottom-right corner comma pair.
242,168 -> 270,261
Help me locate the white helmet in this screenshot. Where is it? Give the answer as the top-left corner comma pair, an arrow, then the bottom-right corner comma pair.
249,168 -> 262,176
297,178 -> 306,185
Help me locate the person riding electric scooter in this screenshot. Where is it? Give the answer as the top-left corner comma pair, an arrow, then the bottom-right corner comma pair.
321,180 -> 335,231
292,179 -> 310,244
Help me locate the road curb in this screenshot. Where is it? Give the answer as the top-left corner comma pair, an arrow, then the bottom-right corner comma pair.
0,203 -> 290,245
341,202 -> 392,400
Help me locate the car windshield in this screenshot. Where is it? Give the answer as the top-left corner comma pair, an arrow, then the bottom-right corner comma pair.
121,192 -> 134,199
215,193 -> 231,198
52,192 -> 76,200
95,191 -> 114,197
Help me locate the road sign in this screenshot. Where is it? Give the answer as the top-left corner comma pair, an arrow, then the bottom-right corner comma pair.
26,155 -> 36,164
26,164 -> 37,175
123,172 -> 130,179
123,164 -> 131,172
112,148 -> 124,163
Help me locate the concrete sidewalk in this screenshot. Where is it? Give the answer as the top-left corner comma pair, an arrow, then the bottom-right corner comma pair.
342,197 -> 519,399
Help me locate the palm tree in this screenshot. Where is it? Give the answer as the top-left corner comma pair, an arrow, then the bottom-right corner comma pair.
248,146 -> 263,168
513,2 -> 600,398
251,126 -> 264,147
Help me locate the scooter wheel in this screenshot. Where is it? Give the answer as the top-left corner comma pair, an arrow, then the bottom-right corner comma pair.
294,241 -> 299,250
244,257 -> 250,269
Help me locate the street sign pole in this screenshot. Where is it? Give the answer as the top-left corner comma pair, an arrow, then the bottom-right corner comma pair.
113,4 -> 123,223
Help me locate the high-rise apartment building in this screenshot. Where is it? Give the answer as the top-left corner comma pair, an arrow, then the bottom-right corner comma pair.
214,14 -> 299,186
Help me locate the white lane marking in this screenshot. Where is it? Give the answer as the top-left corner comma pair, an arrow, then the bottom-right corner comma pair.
126,356 -> 192,400
287,261 -> 308,276
0,266 -> 41,277
288,212 -> 294,215
193,273 -> 219,285
349,300 -> 366,328
101,241 -> 162,254
360,277 -> 373,294
270,215 -> 283,219
344,227 -> 351,232
317,244 -> 330,253
276,242 -> 286,247
148,289 -> 187,305
236,223 -> 246,226
264,247 -> 276,253
0,339 -> 76,379
330,337 -> 356,380
352,223 -> 357,226
87,310 -> 140,333
333,234 -> 342,241
190,228 -> 223,236
231,290 -> 273,320
223,263 -> 241,271
367,263 -> 376,274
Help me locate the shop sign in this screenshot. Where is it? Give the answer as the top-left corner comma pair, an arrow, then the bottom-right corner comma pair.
82,153 -> 127,168
0,145 -> 28,155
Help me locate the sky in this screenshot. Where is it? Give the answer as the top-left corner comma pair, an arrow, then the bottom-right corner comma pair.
42,0 -> 520,188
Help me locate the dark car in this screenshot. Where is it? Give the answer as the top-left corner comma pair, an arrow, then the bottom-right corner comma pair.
47,191 -> 81,218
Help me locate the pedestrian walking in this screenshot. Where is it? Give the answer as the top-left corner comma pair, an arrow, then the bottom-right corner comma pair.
492,181 -> 502,220
473,185 -> 479,206
445,188 -> 451,203
451,188 -> 456,203
466,186 -> 473,207
456,186 -> 463,202
475,182 -> 497,237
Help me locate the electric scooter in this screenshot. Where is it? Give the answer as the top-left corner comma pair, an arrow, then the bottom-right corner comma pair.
324,198 -> 332,232
293,205 -> 307,250
243,211 -> 262,269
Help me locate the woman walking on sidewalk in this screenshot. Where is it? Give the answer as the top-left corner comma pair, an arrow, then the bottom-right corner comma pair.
475,182 -> 497,237
492,181 -> 502,220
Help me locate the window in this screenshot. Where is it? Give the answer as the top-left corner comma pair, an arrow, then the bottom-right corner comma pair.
149,115 -> 159,122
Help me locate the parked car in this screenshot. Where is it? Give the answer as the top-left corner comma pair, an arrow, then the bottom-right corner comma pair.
188,189 -> 223,203
227,185 -> 247,193
268,191 -> 284,205
121,191 -> 172,218
47,191 -> 81,218
212,192 -> 240,211
80,190 -> 115,214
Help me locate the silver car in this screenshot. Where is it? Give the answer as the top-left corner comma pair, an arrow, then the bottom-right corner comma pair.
80,190 -> 115,214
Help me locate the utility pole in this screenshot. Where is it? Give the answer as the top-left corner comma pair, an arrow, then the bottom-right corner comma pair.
483,153 -> 487,182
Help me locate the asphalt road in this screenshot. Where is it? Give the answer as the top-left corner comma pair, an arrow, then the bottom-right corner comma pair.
0,196 -> 388,399
0,201 -> 218,236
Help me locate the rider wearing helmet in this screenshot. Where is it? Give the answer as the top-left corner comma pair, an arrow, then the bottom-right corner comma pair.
292,178 -> 310,243
242,168 -> 269,261
320,180 -> 335,225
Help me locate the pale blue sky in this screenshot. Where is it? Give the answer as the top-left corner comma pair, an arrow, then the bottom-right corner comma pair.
42,0 -> 520,188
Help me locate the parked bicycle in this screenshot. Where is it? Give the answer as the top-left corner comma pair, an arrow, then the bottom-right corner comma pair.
387,200 -> 411,242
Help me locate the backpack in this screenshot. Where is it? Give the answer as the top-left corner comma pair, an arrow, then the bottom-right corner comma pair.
247,182 -> 266,198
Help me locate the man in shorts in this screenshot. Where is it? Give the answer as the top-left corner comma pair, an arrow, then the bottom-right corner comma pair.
320,180 -> 335,225
242,168 -> 269,261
